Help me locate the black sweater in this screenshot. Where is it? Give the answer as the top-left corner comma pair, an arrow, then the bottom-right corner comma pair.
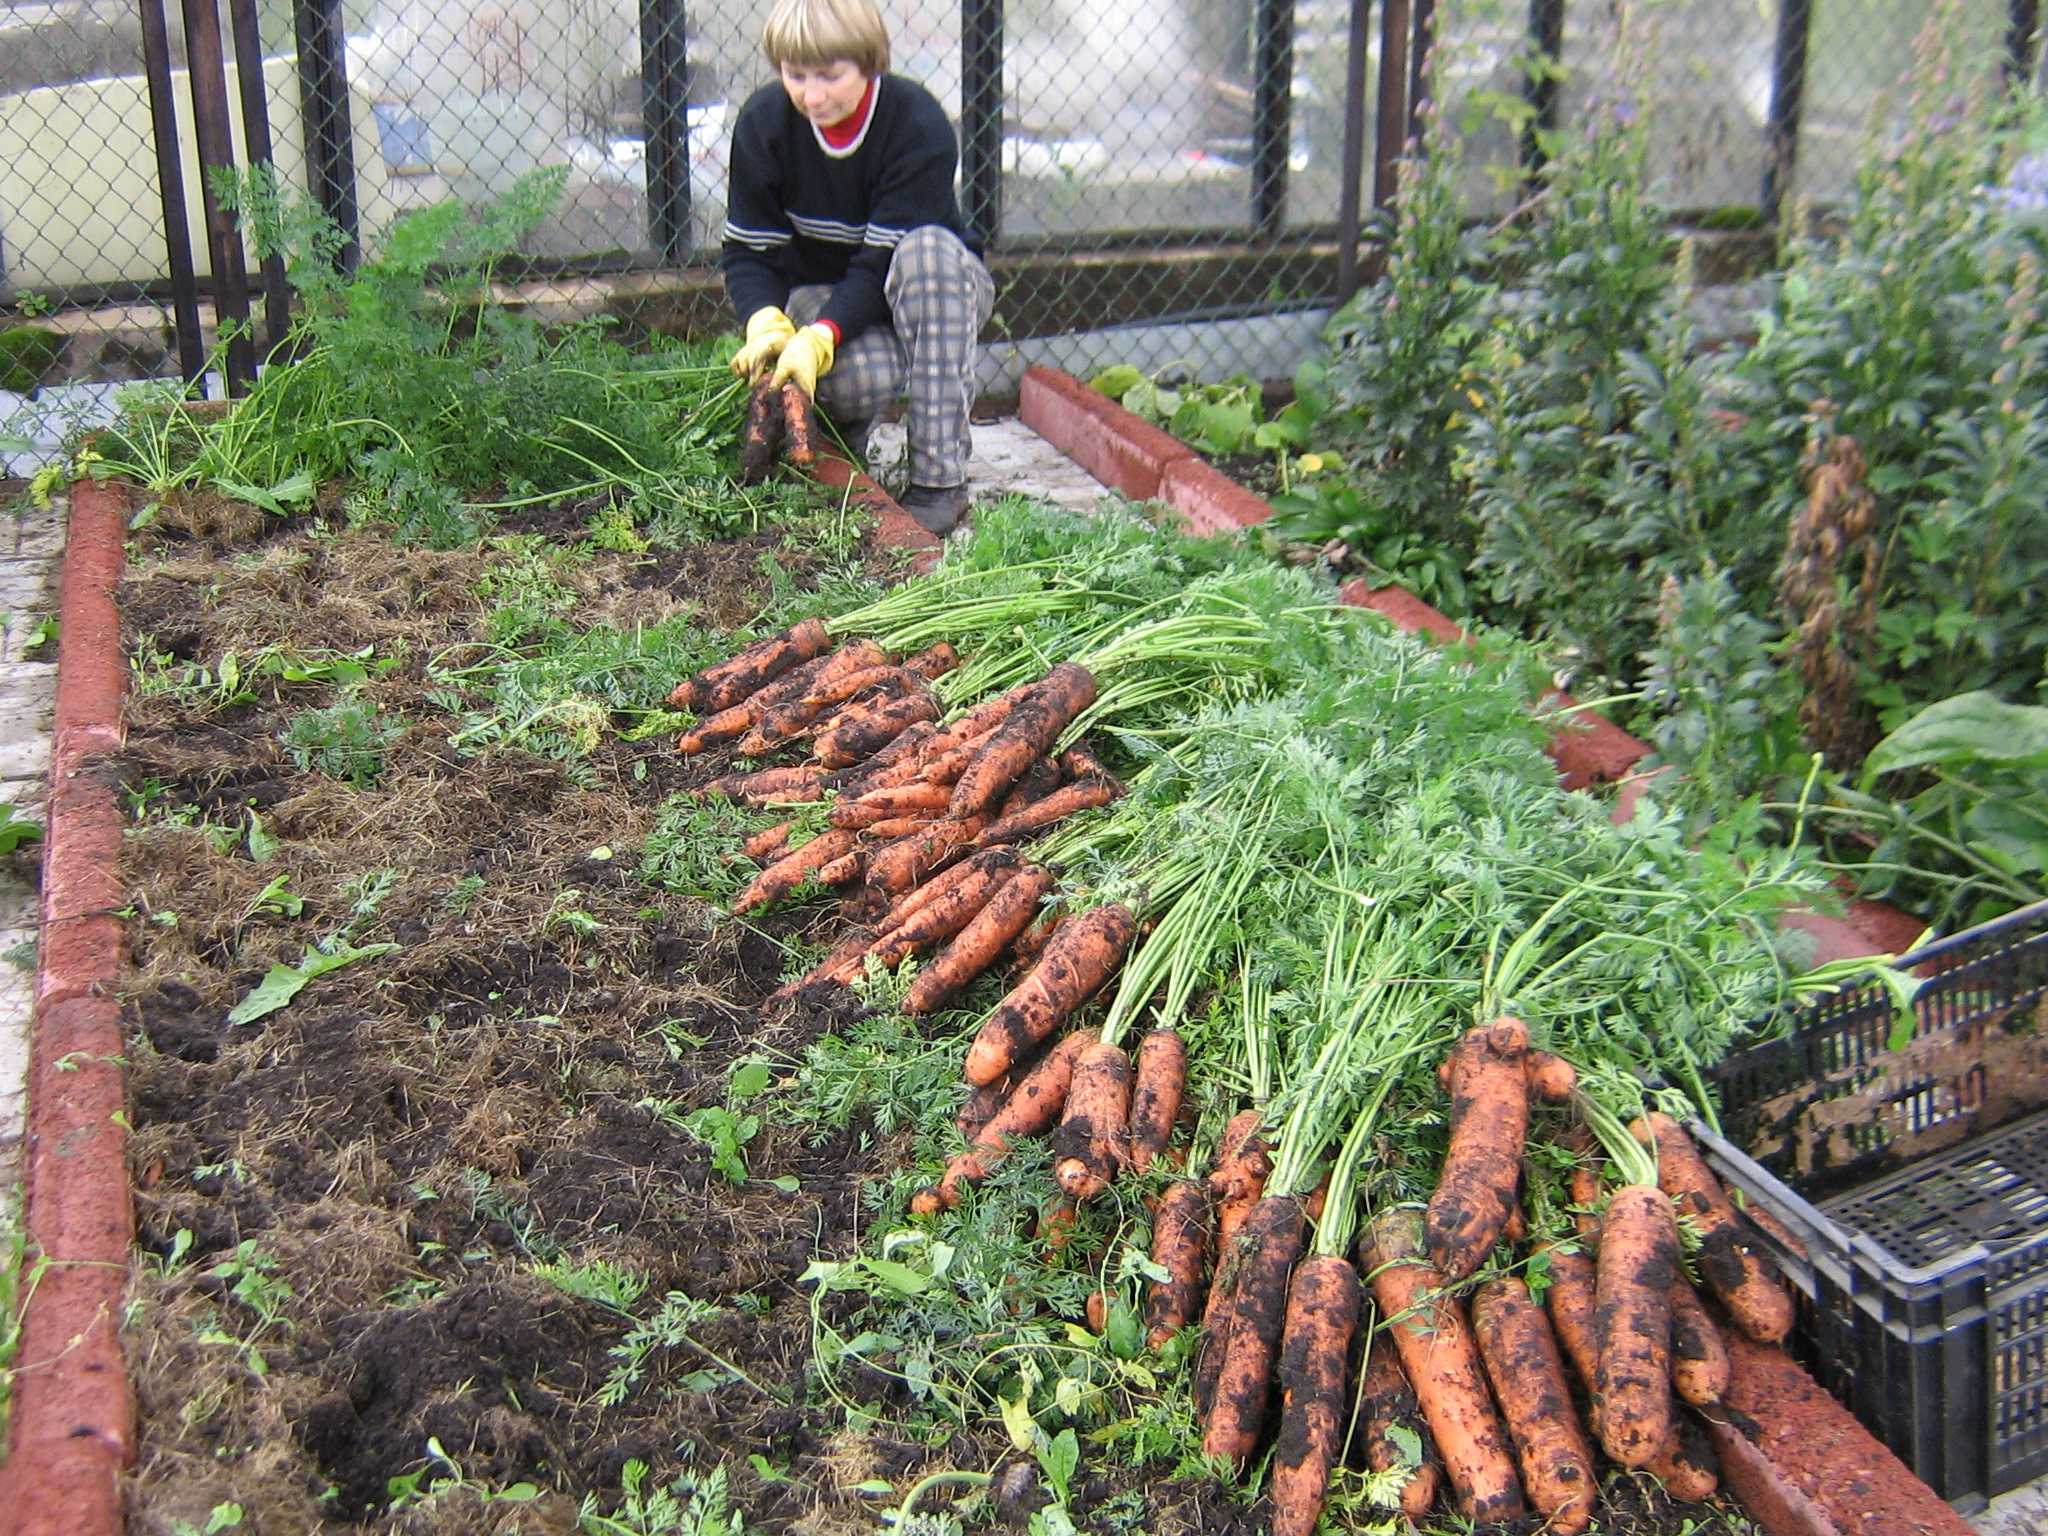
721,75 -> 979,344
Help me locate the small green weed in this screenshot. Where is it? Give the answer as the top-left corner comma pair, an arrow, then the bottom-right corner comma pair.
280,694 -> 401,786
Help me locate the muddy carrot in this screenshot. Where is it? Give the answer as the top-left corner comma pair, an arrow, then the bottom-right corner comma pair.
903,863 -> 1057,1014
1268,1253 -> 1361,1536
1144,1180 -> 1210,1349
813,691 -> 941,769
901,642 -> 961,681
864,817 -> 986,898
780,381 -> 818,466
672,616 -> 830,714
1040,1199 -> 1081,1256
1126,1027 -> 1187,1173
1668,1279 -> 1731,1406
1008,908 -> 1065,970
880,847 -> 1019,932
763,924 -> 878,1008
1202,1194 -> 1308,1470
736,377 -> 785,485
1536,1241 -> 1602,1411
1632,1111 -> 1795,1344
925,681 -> 1039,757
988,754 -> 1062,821
700,765 -> 836,804
1649,1414 -> 1720,1503
1209,1108 -> 1273,1252
976,778 -> 1118,847
1471,1277 -> 1598,1536
1593,1183 -> 1679,1468
833,721 -> 937,796
741,821 -> 794,863
1350,1326 -> 1443,1520
957,1076 -> 1012,1140
948,663 -> 1099,819
963,903 -> 1136,1086
1052,1038 -> 1134,1200
1084,1288 -> 1108,1333
1365,1210 -> 1525,1524
731,827 -> 860,915
1569,1152 -> 1605,1241
862,814 -> 943,841
816,848 -> 865,886
1525,1049 -> 1578,1104
830,780 -> 954,828
871,860 -> 1022,972
1056,738 -> 1120,788
1425,1015 -> 1531,1281
914,1030 -> 1094,1211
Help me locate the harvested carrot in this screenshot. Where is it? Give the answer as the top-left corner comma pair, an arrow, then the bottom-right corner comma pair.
1425,1015 -> 1531,1281
1052,1038 -> 1134,1199
871,859 -> 1022,972
1144,1180 -> 1209,1349
1633,1112 -> 1795,1344
700,765 -> 834,804
957,1076 -> 1011,1139
731,827 -> 861,915
1365,1210 -> 1525,1524
1350,1327 -> 1443,1520
1592,1183 -> 1679,1468
833,721 -> 937,796
976,778 -> 1118,847
672,616 -> 829,715
1568,1152 -> 1605,1241
829,780 -> 954,828
780,381 -> 818,466
797,661 -> 912,713
880,847 -> 1019,932
1084,1289 -> 1108,1334
917,1030 -> 1094,1209
1668,1278 -> 1732,1406
741,821 -> 793,863
1056,738 -> 1119,787
1210,1108 -> 1274,1253
901,642 -> 961,681
1202,1195 -> 1307,1469
815,848 -> 865,886
1525,1049 -> 1578,1104
1648,1414 -> 1720,1503
1041,1200 -> 1081,1255
864,817 -> 987,898
903,863 -> 1057,1014
814,691 -> 941,769
1008,908 -> 1064,970
949,663 -> 1098,819
1268,1253 -> 1360,1536
763,924 -> 878,1009
736,376 -> 785,484
988,754 -> 1062,821
963,903 -> 1136,1086
925,680 -> 1038,756
1471,1277 -> 1598,1536
1126,1027 -> 1187,1173
864,814 -> 945,841
1535,1241 -> 1602,1410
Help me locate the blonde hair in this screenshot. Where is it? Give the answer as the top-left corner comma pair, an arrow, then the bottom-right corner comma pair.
762,0 -> 890,74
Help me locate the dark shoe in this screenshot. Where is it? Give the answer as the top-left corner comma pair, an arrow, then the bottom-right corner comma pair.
900,482 -> 972,534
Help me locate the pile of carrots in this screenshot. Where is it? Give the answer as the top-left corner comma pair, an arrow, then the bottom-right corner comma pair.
668,617 -> 1805,1536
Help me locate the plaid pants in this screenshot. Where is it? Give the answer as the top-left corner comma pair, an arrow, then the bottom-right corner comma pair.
787,226 -> 995,489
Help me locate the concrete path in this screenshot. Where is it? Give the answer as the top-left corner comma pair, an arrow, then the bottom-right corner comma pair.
0,497 -> 62,1196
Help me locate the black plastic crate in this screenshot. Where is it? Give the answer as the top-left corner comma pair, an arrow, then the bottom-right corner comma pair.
1694,897 -> 2048,1510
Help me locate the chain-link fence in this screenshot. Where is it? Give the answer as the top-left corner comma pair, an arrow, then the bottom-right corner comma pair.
0,0 -> 2040,429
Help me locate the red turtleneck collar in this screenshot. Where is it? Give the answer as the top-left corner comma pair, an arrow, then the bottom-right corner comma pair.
819,76 -> 878,150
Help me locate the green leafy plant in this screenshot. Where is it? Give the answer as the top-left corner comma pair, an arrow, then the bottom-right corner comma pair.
0,799 -> 43,856
225,939 -> 398,1024
280,694 -> 402,786
578,1459 -> 750,1536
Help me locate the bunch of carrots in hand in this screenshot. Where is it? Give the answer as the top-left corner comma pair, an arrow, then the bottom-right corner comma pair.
736,377 -> 822,484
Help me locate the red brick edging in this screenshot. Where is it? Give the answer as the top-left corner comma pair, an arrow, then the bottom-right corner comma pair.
1017,362 -> 1970,1535
3,478 -> 134,1536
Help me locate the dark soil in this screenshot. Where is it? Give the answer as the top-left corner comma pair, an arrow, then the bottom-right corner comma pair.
104,484 -> 1766,1536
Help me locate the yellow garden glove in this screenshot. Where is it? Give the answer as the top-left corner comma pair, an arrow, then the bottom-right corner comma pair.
729,306 -> 797,379
770,323 -> 837,399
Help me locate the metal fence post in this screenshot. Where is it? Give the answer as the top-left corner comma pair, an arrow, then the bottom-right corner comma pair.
180,0 -> 257,393
1373,0 -> 1411,210
226,0 -> 291,348
1251,0 -> 1297,239
1334,0 -> 1376,305
640,0 -> 692,263
292,0 -> 360,271
1763,0 -> 1814,223
140,0 -> 207,382
962,0 -> 1004,249
1523,0 -> 1566,179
